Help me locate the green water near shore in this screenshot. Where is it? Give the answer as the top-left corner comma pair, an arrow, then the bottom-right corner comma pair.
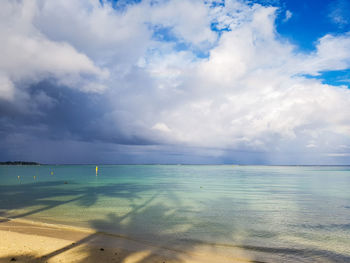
1,165 -> 350,262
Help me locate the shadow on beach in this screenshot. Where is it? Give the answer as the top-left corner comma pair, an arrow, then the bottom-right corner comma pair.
0,176 -> 350,262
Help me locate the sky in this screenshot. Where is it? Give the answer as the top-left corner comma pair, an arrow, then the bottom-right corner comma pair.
1,0 -> 350,164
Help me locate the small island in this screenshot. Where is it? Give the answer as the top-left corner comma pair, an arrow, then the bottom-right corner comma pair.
0,161 -> 40,165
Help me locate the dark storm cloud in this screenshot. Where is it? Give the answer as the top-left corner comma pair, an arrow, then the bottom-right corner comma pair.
1,80 -> 155,146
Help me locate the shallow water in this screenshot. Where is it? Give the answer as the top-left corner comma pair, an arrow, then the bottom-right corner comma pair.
1,165 -> 350,262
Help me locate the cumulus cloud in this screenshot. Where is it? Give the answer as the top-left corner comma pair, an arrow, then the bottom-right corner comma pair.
135,5 -> 350,153
0,0 -> 108,102
1,0 -> 350,163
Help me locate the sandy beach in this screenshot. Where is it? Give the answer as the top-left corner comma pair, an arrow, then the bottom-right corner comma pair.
0,218 -> 257,263
1,165 -> 349,262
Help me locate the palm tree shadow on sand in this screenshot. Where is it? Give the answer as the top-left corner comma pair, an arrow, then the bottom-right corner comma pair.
1,180 -> 350,262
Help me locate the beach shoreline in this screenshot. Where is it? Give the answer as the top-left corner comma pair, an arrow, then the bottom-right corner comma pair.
2,165 -> 349,262
0,217 -> 256,263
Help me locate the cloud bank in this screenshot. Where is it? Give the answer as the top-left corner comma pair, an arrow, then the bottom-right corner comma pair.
1,0 -> 350,164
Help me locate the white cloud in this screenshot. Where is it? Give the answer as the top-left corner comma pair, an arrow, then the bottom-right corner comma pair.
123,3 -> 350,154
35,0 -> 152,68
283,10 -> 292,22
0,0 -> 108,101
327,153 -> 350,157
299,33 -> 350,75
0,73 -> 15,100
152,123 -> 171,133
148,0 -> 217,46
1,0 -> 350,162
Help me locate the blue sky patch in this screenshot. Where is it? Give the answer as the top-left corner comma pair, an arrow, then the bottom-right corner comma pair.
303,69 -> 350,87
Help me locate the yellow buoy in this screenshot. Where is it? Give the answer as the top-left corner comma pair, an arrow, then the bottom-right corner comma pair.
96,166 -> 98,175
51,171 -> 54,175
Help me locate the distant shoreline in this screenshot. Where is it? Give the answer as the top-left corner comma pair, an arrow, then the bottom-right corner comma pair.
0,161 -> 40,165
0,162 -> 349,166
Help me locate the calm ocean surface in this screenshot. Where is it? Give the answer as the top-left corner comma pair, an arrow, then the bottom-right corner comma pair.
0,165 -> 349,262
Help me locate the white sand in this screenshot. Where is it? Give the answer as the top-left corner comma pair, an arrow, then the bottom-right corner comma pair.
0,218 -> 255,263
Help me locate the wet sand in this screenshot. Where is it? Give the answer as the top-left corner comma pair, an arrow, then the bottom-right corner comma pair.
0,218 -> 256,263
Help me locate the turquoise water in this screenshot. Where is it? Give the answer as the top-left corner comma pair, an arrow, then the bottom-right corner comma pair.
0,165 -> 350,262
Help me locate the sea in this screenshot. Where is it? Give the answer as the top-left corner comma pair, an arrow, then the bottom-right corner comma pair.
0,165 -> 349,262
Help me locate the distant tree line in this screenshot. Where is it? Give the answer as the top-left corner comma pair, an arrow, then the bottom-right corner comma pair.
0,161 -> 40,165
